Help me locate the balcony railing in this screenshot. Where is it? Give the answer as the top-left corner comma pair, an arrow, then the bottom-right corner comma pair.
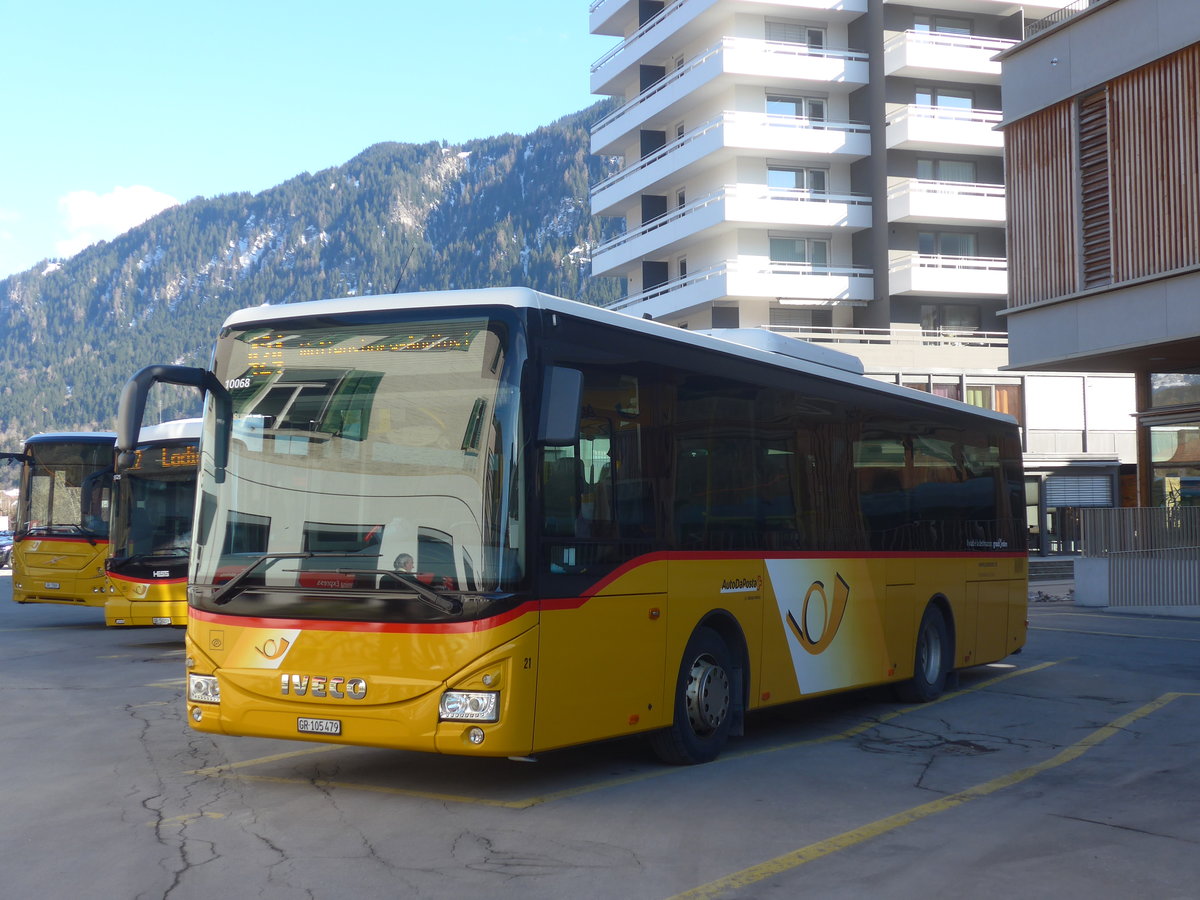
886,178 -> 1006,224
885,104 -> 1003,130
591,0 -> 696,75
889,252 -> 1007,296
591,112 -> 871,199
594,185 -> 871,258
606,261 -> 728,311
592,37 -> 868,137
758,324 -> 1008,349
890,253 -> 1007,274
887,178 -> 1004,202
1025,0 -> 1107,38
606,258 -> 874,312
883,29 -> 1015,59
884,104 -> 1004,152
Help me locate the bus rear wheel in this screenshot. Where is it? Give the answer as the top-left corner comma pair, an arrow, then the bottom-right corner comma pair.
896,604 -> 950,703
650,626 -> 734,765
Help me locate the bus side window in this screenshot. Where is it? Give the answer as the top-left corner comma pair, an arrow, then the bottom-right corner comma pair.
543,455 -> 585,537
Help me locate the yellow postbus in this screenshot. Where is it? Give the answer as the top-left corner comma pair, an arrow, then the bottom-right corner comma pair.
103,418 -> 201,627
4,432 -> 115,609
117,288 -> 1027,764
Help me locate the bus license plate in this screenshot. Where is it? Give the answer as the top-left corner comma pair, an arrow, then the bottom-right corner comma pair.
297,717 -> 341,736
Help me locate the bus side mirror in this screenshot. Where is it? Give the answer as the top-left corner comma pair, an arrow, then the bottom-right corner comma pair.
116,365 -> 232,483
536,366 -> 583,447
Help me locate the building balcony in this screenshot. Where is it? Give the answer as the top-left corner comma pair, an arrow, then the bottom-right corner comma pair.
590,0 -> 868,95
592,185 -> 871,275
591,112 -> 871,215
589,0 -> 635,37
888,252 -> 1007,298
883,30 -> 1014,84
760,323 -> 1010,371
591,37 -> 869,154
881,0 -> 1075,17
887,178 -> 1005,226
591,0 -> 722,95
605,259 -> 874,320
884,105 -> 1004,154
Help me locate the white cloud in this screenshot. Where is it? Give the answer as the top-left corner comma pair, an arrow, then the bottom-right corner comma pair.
55,185 -> 179,259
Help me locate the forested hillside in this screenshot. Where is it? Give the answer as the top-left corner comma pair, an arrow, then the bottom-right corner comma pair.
0,100 -> 621,463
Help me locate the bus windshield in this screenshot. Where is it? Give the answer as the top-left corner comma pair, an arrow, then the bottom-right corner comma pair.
19,439 -> 113,539
109,439 -> 199,563
189,312 -> 526,623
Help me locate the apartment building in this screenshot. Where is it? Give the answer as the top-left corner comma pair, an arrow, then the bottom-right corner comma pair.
586,0 -> 1136,554
1000,0 -> 1200,508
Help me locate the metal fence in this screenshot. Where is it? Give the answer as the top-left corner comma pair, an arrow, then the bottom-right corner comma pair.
1081,508 -> 1200,607
1025,0 -> 1108,39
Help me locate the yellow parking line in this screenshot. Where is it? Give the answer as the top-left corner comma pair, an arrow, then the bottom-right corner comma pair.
188,745 -> 338,776
669,692 -> 1199,900
190,661 -> 1062,808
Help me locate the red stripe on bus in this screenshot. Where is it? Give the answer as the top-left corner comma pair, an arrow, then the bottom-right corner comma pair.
189,549 -> 1024,633
189,601 -> 541,635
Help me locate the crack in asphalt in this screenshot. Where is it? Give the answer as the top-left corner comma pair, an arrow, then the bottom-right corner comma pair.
1050,813 -> 1200,844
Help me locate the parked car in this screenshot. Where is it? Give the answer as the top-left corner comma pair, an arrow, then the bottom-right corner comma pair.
0,531 -> 13,569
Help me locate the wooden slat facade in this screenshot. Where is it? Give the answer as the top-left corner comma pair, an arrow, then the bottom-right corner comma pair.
1006,43 -> 1200,309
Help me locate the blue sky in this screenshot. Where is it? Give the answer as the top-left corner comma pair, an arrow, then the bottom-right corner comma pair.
0,1 -> 613,279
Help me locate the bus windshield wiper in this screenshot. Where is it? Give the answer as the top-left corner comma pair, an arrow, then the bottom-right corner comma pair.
349,569 -> 463,615
209,551 -> 383,606
32,523 -> 99,544
209,552 -> 320,606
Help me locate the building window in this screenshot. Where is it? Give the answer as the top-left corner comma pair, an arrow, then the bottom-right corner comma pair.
766,21 -> 825,48
913,14 -> 972,35
922,303 -> 981,332
1150,424 -> 1200,507
967,384 -> 1023,424
676,188 -> 686,208
931,380 -> 963,402
768,165 -> 828,191
770,307 -> 832,328
767,94 -> 826,120
915,86 -> 974,110
1149,371 -> 1200,410
770,236 -> 829,265
712,306 -> 740,329
677,257 -> 688,279
675,121 -> 685,140
919,231 -> 977,256
916,158 -> 976,183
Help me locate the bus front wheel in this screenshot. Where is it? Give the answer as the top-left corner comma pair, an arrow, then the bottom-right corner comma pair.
896,604 -> 950,703
650,626 -> 734,765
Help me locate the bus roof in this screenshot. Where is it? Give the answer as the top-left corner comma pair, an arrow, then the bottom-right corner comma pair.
222,288 -> 1017,427
25,431 -> 117,446
137,418 -> 202,444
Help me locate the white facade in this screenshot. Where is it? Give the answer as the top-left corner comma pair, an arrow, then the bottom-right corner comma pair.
587,0 -> 1135,554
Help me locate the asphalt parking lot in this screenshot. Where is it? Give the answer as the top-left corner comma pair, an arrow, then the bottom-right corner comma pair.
2,572 -> 1199,900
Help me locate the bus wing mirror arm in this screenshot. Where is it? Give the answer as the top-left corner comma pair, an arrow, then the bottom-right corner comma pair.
116,365 -> 232,483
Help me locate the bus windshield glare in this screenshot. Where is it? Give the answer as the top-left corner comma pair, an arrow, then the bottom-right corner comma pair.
189,313 -> 525,623
109,439 -> 199,564
19,440 -> 113,538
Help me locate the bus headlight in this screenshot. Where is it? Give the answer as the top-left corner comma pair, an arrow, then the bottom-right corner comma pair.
439,690 -> 499,722
188,674 -> 221,704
